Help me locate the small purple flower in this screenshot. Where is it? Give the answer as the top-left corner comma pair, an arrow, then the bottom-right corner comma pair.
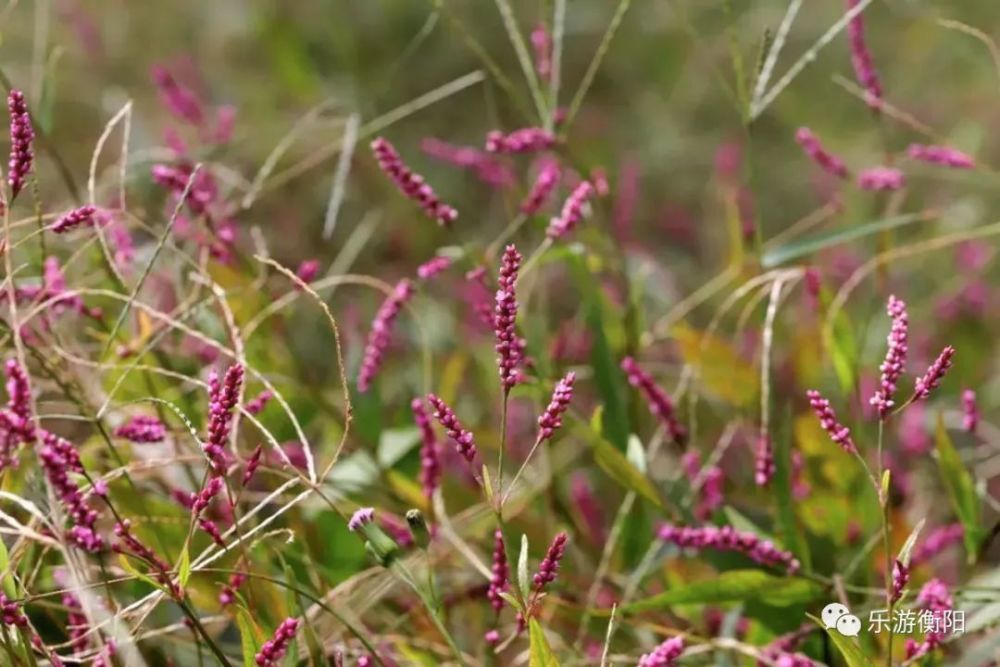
485,127 -> 556,154
244,389 -> 273,416
294,259 -> 320,284
806,390 -> 856,453
420,137 -> 514,188
533,532 -> 568,592
427,393 -> 477,463
890,558 -> 908,604
638,636 -> 685,667
910,523 -> 963,567
151,65 -> 204,126
495,245 -> 523,392
546,181 -> 595,240
537,372 -> 575,442
417,255 -> 452,281
242,445 -> 264,487
621,357 -> 686,442
846,0 -> 882,107
7,89 -> 34,199
913,346 -> 955,400
521,159 -> 562,215
114,416 -> 167,444
255,618 -> 299,667
358,279 -> 414,393
219,571 -> 247,606
411,399 -> 441,499
531,24 -> 552,81
658,524 -> 800,574
39,430 -> 104,552
51,205 -> 98,234
795,128 -> 848,179
204,363 -> 244,473
371,137 -> 457,226
858,166 -> 905,191
0,593 -> 27,627
754,434 -> 775,487
348,507 -> 375,532
682,452 -> 724,520
871,295 -> 908,417
908,144 -> 975,170
191,476 -> 224,514
487,529 -> 509,613
962,389 -> 978,433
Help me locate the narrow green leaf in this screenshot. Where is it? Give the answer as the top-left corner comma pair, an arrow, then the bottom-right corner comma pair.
176,547 -> 191,590
236,610 -> 261,667
762,212 -> 927,267
528,619 -> 561,667
118,554 -> 164,591
808,614 -> 875,667
826,305 -> 858,394
518,534 -> 530,597
935,414 -> 983,562
0,539 -> 16,598
897,518 -> 926,567
621,570 -> 821,611
580,424 -> 664,510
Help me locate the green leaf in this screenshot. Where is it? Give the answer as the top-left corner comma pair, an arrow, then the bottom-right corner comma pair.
621,570 -> 821,611
177,547 -> 191,589
808,614 -> 875,667
518,534 -> 530,596
528,619 -> 561,667
580,423 -> 665,510
826,305 -> 858,394
897,518 -> 926,567
0,538 -> 16,598
236,610 -> 262,667
118,554 -> 164,592
761,212 -> 928,267
935,414 -> 983,562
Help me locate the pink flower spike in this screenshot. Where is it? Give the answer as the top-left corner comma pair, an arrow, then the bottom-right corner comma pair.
244,389 -> 273,416
870,295 -> 909,417
417,255 -> 452,281
420,137 -> 513,188
52,205 -> 98,234
485,127 -> 556,154
521,159 -> 562,215
962,389 -> 978,433
531,23 -> 552,81
532,532 -> 568,591
7,90 -> 34,201
348,507 -> 375,532
547,181 -> 595,240
795,128 -> 849,179
150,65 -> 204,126
204,363 -> 244,473
411,398 -> 441,499
219,571 -> 247,606
858,166 -> 905,191
427,393 -> 477,463
487,529 -> 509,613
913,346 -> 955,400
242,445 -> 263,487
114,415 -> 167,443
910,523 -> 963,566
494,245 -> 523,391
621,356 -> 686,443
537,372 -> 575,442
846,0 -> 882,108
371,137 -> 457,226
755,435 -> 775,487
907,144 -> 975,170
357,279 -> 414,393
658,524 -> 800,573
255,618 -> 299,667
890,558 -> 908,604
806,390 -> 856,453
294,259 -> 320,284
639,636 -> 685,667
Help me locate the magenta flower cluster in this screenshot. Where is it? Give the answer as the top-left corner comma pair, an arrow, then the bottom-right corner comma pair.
421,137 -> 513,188
417,255 -> 452,280
806,390 -> 856,453
638,636 -> 685,667
114,415 -> 167,444
0,593 -> 27,628
219,571 -> 247,606
371,137 -> 458,226
962,389 -> 978,433
151,65 -> 204,126
7,89 -> 34,199
754,435 -> 775,487
113,519 -> 179,598
533,532 -> 568,590
621,356 -> 686,443
658,524 -> 801,574
858,166 -> 905,191
871,295 -> 908,417
204,363 -> 244,472
358,279 -> 414,393
427,394 -> 477,463
39,431 -> 104,552
914,346 -> 955,400
485,127 -> 555,154
537,372 -> 575,442
521,159 -> 561,215
348,507 -> 375,532
889,558 -> 908,604
242,445 -> 264,487
411,399 -> 441,499
495,245 -> 523,391
245,389 -> 273,416
255,618 -> 300,667
908,144 -> 975,169
904,579 -> 953,660
547,180 -> 595,240
795,128 -> 848,179
487,528 -> 509,613
682,452 -> 725,520
846,0 -> 882,107
52,205 -> 98,234
910,523 -> 963,566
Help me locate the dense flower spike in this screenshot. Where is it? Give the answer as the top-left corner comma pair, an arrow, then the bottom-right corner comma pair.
638,636 -> 685,667
754,435 -> 775,487
910,523 -> 964,566
7,89 -> 34,199
357,279 -> 414,393
962,389 -> 978,433
485,127 -> 556,154
658,524 -> 801,574
495,245 -> 523,391
0,593 -> 27,627
219,572 -> 247,606
371,137 -> 457,225
427,393 -> 477,462
420,138 -> 513,187
255,618 -> 300,667
39,431 -> 104,552
411,399 -> 441,498
204,363 -> 244,472
914,346 -> 955,400
417,255 -> 452,281
115,415 -> 167,443
794,128 -> 849,179
52,205 -> 98,234
547,180 -> 595,239
5,359 -> 32,423
242,445 -> 264,487
908,144 -> 975,169
487,529 -> 509,613
890,558 -> 908,603
533,532 -> 568,590
845,0 -> 882,107
858,167 -> 905,191
0,360 -> 34,470
521,159 -> 562,215
621,357 -> 686,442
806,390 -> 856,453
905,579 -> 953,660
348,507 -> 375,532
244,389 -> 273,416
531,23 -> 552,81
113,520 -> 179,597
151,65 -> 204,125
870,295 -> 909,417
537,372 -> 575,442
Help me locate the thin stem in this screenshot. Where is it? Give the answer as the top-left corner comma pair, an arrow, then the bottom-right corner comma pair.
496,394 -> 510,510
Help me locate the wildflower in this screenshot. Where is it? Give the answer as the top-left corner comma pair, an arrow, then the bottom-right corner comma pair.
421,137 -> 514,187
908,144 -> 975,169
107,218 -> 135,271
962,389 -> 978,433
806,390 -> 856,453
890,558 -> 908,604
547,181 -> 595,239
485,127 -> 555,154
219,572 -> 247,606
532,532 -> 568,590
255,618 -> 299,667
191,476 -> 223,514
417,255 -> 451,281
61,590 -> 90,653
658,524 -> 801,574
487,529 -> 509,613
51,205 -> 98,234
39,431 -> 104,552
913,346 -> 955,400
845,0 -> 882,107
242,445 -> 264,487
638,636 -> 684,667
904,579 -> 953,660
0,593 -> 26,627
113,520 -> 179,597
151,65 -> 204,126
244,389 -> 273,416
870,295 -> 908,417
621,357 -> 686,442
521,159 -> 561,215
371,137 -> 457,226
531,23 -> 552,81
858,166 -> 905,191
910,523 -> 963,566
197,517 -> 225,547
357,279 -> 414,393
7,89 -> 34,199
295,259 -> 320,284
791,451 -> 810,500
683,452 -> 724,520
485,629 -> 500,645
427,393 -> 477,463
495,245 -> 523,391
114,415 -> 167,444
411,398 -> 441,499
5,359 -> 32,423
795,128 -> 849,179
348,507 -> 375,532
204,363 -> 244,472
755,434 -> 775,487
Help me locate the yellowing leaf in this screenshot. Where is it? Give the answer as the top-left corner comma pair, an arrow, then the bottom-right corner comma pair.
672,323 -> 755,406
935,414 -> 982,562
529,619 -> 560,667
386,470 -> 427,511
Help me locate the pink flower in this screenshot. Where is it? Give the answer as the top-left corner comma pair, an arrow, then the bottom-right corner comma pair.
348,507 -> 375,532
39,431 -> 104,552
806,390 -> 856,453
908,144 -> 975,169
485,127 -> 555,154
845,0 -> 882,107
487,529 -> 509,613
890,558 -> 908,603
420,137 -> 513,188
547,181 -> 595,239
411,398 -> 441,498
51,205 -> 98,234
219,571 -> 247,606
114,415 -> 167,443
658,524 -> 800,573
870,295 -> 908,417
255,618 -> 299,667
858,166 -> 905,191
295,259 -> 320,284
204,364 -> 244,473
755,434 -> 775,486
151,65 -> 204,126
357,279 -> 414,393
494,245 -> 524,392
532,532 -> 568,590
531,23 -> 552,81
962,389 -> 978,433
242,445 -> 263,487
427,394 -> 477,463
521,159 -> 561,215
537,372 -> 575,442
913,346 -> 955,400
417,255 -> 452,281
621,357 -> 686,442
638,636 -> 685,666
244,389 -> 273,416
683,452 -> 724,520
113,519 -> 178,597
371,137 -> 457,226
795,128 -> 849,179
910,523 -> 963,567
7,90 -> 34,199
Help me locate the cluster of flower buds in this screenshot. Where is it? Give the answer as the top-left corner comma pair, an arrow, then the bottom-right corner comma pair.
658,524 -> 800,574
